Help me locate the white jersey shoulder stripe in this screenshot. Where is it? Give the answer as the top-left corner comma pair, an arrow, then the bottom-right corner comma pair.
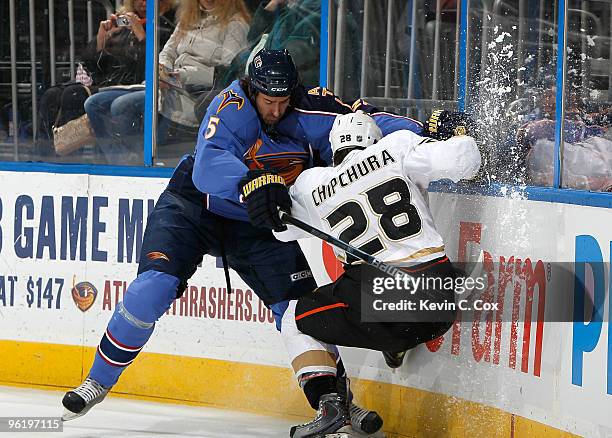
293,108 -> 344,117
370,112 -> 423,126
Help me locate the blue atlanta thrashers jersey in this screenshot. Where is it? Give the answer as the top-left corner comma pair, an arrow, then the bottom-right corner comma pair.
168,80 -> 424,221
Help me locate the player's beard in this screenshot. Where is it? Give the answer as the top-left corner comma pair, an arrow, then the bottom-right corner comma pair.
263,122 -> 279,138
263,115 -> 281,125
259,105 -> 291,138
262,114 -> 287,138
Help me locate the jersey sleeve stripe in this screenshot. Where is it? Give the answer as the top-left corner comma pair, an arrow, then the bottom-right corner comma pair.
293,108 -> 347,117
371,112 -> 424,126
400,255 -> 449,273
295,302 -> 349,321
243,151 -> 310,158
389,246 -> 446,262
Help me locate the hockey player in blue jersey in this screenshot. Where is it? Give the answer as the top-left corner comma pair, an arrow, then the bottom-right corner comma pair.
61,48 -> 461,434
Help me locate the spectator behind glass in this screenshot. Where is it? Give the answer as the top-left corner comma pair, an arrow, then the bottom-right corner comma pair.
263,0 -> 320,86
83,0 -> 177,165
515,88 -> 611,191
34,0 -> 175,161
159,0 -> 250,128
220,0 -> 320,84
197,0 -> 323,120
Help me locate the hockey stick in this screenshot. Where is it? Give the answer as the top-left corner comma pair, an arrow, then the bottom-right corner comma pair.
279,211 -> 411,280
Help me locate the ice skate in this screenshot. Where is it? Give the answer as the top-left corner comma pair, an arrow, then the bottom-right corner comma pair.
324,424 -> 387,437
337,368 -> 383,434
349,403 -> 383,435
61,377 -> 110,421
290,393 -> 350,437
382,350 -> 407,369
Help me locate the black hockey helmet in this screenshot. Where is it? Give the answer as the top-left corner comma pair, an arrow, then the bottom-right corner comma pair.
247,48 -> 299,97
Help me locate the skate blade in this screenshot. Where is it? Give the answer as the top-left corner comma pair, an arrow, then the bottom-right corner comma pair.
61,408 -> 84,422
61,403 -> 98,422
324,433 -> 386,437
325,425 -> 387,437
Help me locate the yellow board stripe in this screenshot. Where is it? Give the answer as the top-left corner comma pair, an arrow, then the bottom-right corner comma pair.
0,340 -> 579,438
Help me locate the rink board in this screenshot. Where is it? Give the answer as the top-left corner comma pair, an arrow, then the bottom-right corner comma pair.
0,171 -> 610,437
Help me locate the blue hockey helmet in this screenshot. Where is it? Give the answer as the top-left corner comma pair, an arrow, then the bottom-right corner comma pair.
247,48 -> 299,97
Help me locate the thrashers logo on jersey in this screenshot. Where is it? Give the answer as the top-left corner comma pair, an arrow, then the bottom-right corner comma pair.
245,154 -> 307,185
244,139 -> 308,185
246,138 -> 264,163
217,90 -> 244,113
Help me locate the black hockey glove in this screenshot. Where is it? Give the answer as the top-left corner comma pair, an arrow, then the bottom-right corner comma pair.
425,109 -> 476,140
239,169 -> 292,232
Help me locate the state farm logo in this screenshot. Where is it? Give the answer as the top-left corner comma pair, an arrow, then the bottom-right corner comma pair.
71,277 -> 98,312
426,221 -> 548,378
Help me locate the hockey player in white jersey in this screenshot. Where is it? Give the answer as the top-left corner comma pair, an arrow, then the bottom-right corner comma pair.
275,111 -> 481,437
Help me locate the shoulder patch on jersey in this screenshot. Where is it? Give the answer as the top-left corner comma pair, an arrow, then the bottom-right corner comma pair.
307,87 -> 335,97
335,97 -> 352,111
217,90 -> 244,113
296,87 -> 352,113
351,99 -> 369,111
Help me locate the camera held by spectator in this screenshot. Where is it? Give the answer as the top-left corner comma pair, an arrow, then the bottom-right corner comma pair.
115,15 -> 131,27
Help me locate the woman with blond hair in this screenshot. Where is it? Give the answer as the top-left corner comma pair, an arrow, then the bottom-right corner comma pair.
159,0 -> 250,127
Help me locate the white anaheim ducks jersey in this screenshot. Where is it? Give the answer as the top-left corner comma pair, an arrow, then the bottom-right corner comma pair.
274,130 -> 481,266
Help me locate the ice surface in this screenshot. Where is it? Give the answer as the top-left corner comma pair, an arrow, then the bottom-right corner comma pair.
0,386 -> 296,437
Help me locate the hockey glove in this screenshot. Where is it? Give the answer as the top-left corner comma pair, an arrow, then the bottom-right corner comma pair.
239,169 -> 292,231
426,109 -> 476,140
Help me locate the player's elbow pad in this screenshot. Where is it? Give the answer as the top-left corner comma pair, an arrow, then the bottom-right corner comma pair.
464,152 -> 482,181
435,136 -> 481,182
459,140 -> 483,181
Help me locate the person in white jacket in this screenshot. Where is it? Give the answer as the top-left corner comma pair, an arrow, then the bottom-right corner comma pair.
274,111 -> 481,437
159,0 -> 250,127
